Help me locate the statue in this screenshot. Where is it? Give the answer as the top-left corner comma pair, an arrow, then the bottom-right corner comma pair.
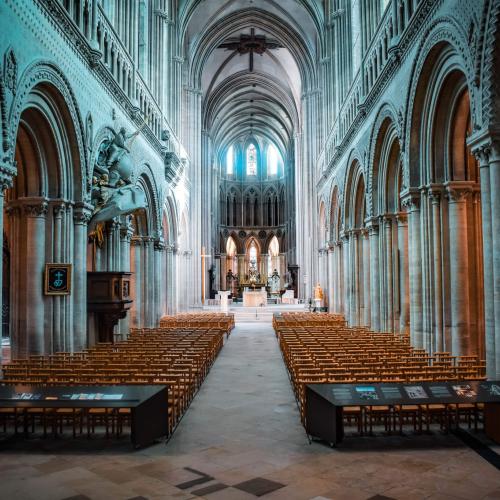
268,269 -> 280,294
90,127 -> 146,227
314,283 -> 324,301
226,269 -> 238,297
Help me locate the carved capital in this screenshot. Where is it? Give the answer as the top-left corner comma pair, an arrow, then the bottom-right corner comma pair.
427,184 -> 443,204
23,199 -> 49,218
445,186 -> 472,203
400,189 -> 420,212
131,236 -> 143,247
395,212 -> 408,226
73,202 -> 93,225
154,238 -> 166,251
53,203 -> 67,218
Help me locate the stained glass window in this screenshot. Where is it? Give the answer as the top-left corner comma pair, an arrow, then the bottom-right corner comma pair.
226,145 -> 234,175
246,144 -> 257,176
268,144 -> 279,176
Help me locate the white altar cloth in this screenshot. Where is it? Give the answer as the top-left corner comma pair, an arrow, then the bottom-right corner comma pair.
243,290 -> 267,307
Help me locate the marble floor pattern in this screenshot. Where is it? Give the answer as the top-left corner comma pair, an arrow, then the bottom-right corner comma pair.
0,322 -> 499,500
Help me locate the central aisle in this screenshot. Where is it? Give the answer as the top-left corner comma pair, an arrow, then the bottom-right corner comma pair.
168,322 -> 306,454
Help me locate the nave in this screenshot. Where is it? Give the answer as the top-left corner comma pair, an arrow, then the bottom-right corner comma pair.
0,322 -> 498,500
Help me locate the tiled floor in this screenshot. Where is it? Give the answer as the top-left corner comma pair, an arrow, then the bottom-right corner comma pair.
0,322 -> 499,500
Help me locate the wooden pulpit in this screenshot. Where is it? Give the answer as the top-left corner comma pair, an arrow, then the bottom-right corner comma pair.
87,272 -> 133,343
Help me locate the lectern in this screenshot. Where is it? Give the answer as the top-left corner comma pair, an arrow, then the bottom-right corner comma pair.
87,272 -> 133,343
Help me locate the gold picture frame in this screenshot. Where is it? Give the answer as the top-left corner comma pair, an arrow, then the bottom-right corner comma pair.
44,263 -> 72,295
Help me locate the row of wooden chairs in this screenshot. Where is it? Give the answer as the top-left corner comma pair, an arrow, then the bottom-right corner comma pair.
273,313 -> 486,430
1,315 -> 230,436
159,313 -> 235,334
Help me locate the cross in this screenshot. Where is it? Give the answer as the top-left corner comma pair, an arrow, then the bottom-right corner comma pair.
218,28 -> 283,72
54,271 -> 64,287
201,246 -> 212,305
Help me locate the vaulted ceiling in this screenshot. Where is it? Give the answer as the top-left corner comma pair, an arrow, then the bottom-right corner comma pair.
180,0 -> 323,162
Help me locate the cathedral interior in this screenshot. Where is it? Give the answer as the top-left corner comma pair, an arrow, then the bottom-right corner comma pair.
0,0 -> 499,499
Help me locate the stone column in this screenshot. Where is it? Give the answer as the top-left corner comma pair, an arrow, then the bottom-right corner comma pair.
384,216 -> 394,332
368,220 -> 380,331
361,229 -> 371,327
473,145 -> 495,377
428,188 -> 443,351
350,230 -> 359,325
118,218 -> 133,337
131,237 -> 142,327
488,144 -> 500,377
154,238 -> 165,325
335,241 -> 342,313
341,232 -> 350,323
142,237 -> 154,326
0,162 -> 16,364
23,199 -> 48,356
327,244 -> 335,313
52,202 -> 66,353
446,184 -> 472,356
402,191 -> 423,348
237,254 -> 245,284
73,203 -> 92,352
396,212 -> 409,334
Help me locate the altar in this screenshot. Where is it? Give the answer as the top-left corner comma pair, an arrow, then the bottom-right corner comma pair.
243,289 -> 267,307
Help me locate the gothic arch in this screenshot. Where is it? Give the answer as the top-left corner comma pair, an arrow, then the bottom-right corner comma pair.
367,102 -> 401,216
7,60 -> 87,201
405,22 -> 478,188
136,167 -> 160,237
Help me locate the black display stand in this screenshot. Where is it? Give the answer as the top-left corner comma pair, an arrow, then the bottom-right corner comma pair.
306,380 -> 500,446
0,384 -> 168,448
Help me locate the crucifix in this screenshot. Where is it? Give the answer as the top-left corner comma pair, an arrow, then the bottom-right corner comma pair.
201,246 -> 211,305
218,28 -> 282,72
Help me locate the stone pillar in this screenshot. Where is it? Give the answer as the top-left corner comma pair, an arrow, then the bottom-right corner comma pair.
118,218 -> 133,337
154,238 -> 165,325
131,237 -> 142,327
327,244 -> 335,313
73,203 -> 92,352
446,184 -> 473,356
237,254 -> 245,284
341,232 -> 350,322
368,220 -> 380,331
473,145 -> 495,377
23,199 -> 48,356
488,145 -> 500,377
350,230 -> 359,325
396,212 -> 409,335
142,237 -> 154,326
402,191 -> 423,348
361,229 -> 370,327
0,162 -> 16,364
428,189 -> 443,351
335,241 -> 342,313
384,216 -> 394,332
52,202 -> 66,353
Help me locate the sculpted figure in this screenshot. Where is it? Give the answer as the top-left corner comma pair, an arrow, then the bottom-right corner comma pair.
314,283 -> 324,301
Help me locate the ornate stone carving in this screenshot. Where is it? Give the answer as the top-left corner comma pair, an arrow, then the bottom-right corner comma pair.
73,202 -> 94,225
3,48 -> 17,94
164,151 -> 184,186
0,159 -> 17,191
23,200 -> 49,218
90,127 -> 147,225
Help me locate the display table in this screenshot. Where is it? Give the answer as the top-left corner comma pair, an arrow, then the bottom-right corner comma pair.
306,380 -> 500,446
243,290 -> 267,307
0,384 -> 168,448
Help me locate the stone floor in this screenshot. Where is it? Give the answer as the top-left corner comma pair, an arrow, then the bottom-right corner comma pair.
0,322 -> 499,500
